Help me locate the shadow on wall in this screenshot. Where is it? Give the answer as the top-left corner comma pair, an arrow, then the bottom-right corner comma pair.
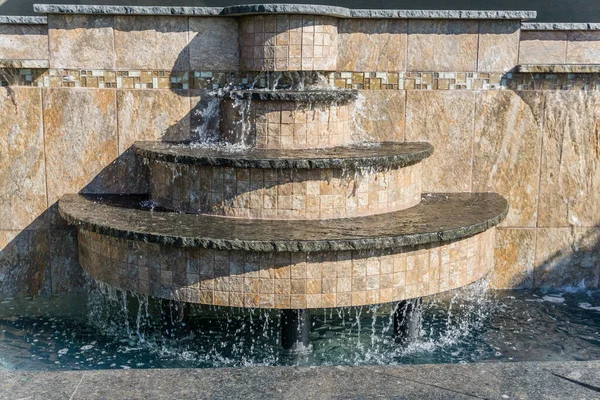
1,28 -> 600,298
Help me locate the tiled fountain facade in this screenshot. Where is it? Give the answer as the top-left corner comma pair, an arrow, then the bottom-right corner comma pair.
1,5 -> 600,298
78,229 -> 494,309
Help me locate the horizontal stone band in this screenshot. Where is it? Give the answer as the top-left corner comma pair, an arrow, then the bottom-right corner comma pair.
58,192 -> 508,252
134,141 -> 434,169
32,4 -> 536,20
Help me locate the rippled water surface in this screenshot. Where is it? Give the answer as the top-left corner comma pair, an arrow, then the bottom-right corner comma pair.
1,281 -> 600,371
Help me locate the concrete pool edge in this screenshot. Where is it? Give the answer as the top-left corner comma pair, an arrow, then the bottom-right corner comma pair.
2,360 -> 600,399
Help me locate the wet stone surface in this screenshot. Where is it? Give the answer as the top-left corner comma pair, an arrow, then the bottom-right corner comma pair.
226,90 -> 358,104
134,141 -> 433,170
58,193 -> 508,252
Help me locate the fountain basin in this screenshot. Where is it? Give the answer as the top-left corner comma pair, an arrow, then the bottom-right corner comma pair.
59,193 -> 507,308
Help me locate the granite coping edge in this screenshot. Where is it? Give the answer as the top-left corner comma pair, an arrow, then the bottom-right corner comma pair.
33,3 -> 536,20
0,15 -> 47,24
58,193 -> 508,253
522,22 -> 600,30
517,64 -> 600,73
134,141 -> 434,170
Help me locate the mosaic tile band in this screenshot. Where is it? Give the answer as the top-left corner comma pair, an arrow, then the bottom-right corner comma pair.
3,68 -> 600,91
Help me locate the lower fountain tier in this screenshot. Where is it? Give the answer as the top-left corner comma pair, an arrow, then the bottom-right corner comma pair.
135,141 -> 433,219
59,193 -> 507,309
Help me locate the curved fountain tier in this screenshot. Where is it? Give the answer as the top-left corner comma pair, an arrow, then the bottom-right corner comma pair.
59,193 -> 507,309
226,89 -> 358,104
220,89 -> 358,149
135,141 -> 433,170
136,141 -> 433,219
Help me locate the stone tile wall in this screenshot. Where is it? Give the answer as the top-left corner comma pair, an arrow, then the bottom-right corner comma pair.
77,228 -> 494,308
149,161 -> 421,219
1,14 -> 600,295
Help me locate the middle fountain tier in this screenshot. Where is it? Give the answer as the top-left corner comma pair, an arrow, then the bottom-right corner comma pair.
59,88 -> 507,324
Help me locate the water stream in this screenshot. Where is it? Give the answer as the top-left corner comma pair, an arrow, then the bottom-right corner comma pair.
2,279 -> 600,371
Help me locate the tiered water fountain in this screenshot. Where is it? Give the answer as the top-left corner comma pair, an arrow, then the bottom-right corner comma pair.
58,15 -> 508,349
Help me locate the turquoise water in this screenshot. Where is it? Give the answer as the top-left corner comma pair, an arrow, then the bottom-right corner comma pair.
1,281 -> 600,371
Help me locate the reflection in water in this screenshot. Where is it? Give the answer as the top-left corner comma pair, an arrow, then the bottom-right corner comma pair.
2,279 -> 600,371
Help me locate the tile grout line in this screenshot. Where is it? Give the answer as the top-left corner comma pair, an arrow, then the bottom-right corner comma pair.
532,92 -> 547,289
69,371 -> 86,400
39,85 -> 52,293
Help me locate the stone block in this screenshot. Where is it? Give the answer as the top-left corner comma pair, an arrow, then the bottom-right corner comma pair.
0,230 -> 49,296
189,17 -> 240,71
407,20 -> 478,72
43,88 -> 118,208
0,23 -> 48,60
338,19 -> 407,72
353,90 -> 405,142
538,91 -> 600,228
490,228 -> 535,289
405,91 -> 474,192
477,21 -> 520,73
473,91 -> 543,228
0,87 -> 47,231
534,228 -> 600,289
114,16 -> 189,71
117,89 -> 191,193
48,14 -> 115,69
567,31 -> 600,64
519,31 -> 567,65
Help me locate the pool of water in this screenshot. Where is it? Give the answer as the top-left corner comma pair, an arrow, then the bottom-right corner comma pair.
1,280 -> 600,371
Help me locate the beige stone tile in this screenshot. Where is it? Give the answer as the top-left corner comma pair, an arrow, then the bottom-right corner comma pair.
0,24 -> 48,60
567,31 -> 600,64
518,31 -> 567,65
490,228 -> 535,289
49,229 -> 86,294
338,19 -> 407,71
43,88 -> 118,206
189,17 -> 239,71
473,91 -> 543,228
534,228 -> 600,289
538,92 -> 600,227
117,89 -> 191,193
407,20 -> 478,71
353,91 -> 405,142
477,21 -> 520,73
0,230 -> 49,295
405,91 -> 474,192
48,14 -> 115,69
0,88 -> 47,231
114,16 -> 189,70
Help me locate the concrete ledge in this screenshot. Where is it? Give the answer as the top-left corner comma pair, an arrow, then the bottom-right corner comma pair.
33,3 -> 536,20
0,59 -> 49,69
517,64 -> 600,73
0,15 -> 47,24
522,22 -> 600,30
1,361 -> 600,399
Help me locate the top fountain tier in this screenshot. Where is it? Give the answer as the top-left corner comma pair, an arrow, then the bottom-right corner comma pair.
220,88 -> 358,150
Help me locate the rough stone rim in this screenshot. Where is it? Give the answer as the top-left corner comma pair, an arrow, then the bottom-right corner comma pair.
33,3 -> 536,20
521,22 -> 600,31
0,15 -> 47,24
58,193 -> 508,253
134,141 -> 434,170
225,89 -> 358,104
